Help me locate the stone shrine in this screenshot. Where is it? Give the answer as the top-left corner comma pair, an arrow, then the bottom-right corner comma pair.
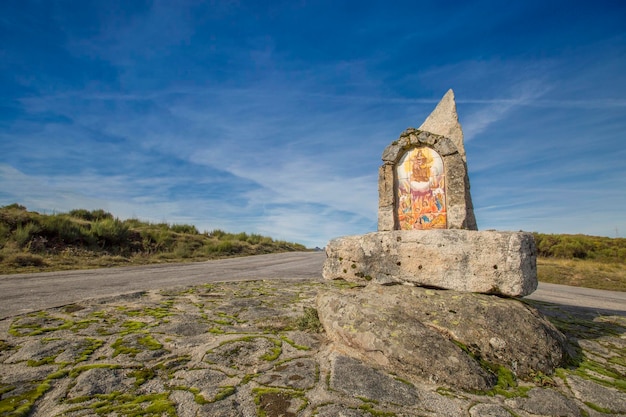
316,90 -> 568,391
322,89 -> 537,297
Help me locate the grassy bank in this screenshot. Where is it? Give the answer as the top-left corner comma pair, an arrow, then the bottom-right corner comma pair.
0,204 -> 307,274
534,233 -> 626,292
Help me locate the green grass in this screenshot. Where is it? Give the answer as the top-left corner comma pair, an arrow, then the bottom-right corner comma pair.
294,307 -> 323,333
0,203 -> 308,274
534,233 -> 626,292
537,258 -> 626,292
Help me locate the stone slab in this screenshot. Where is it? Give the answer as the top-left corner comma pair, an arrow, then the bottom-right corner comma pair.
322,229 -> 538,297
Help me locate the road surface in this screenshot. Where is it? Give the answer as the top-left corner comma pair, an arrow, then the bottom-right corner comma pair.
0,251 -> 624,319
0,252 -> 325,319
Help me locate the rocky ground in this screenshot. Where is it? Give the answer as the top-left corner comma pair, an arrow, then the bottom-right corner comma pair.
0,278 -> 625,417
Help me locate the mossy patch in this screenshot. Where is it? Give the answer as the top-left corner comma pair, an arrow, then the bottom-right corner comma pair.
9,312 -> 73,336
0,379 -> 51,417
112,334 -> 163,358
0,339 -> 15,352
64,392 -> 176,416
120,320 -> 149,335
253,387 -> 307,417
205,336 -> 283,367
359,403 -> 397,416
294,307 -> 322,333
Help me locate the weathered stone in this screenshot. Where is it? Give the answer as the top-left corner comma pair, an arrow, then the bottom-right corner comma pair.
256,358 -> 317,389
315,404 -> 372,417
419,89 -> 466,161
170,368 -> 233,403
505,388 -> 582,416
317,285 -> 568,390
329,354 -> 421,405
469,403 -> 514,417
322,229 -> 537,297
203,336 -> 281,372
566,375 -> 626,414
0,278 -> 622,417
68,368 -> 133,398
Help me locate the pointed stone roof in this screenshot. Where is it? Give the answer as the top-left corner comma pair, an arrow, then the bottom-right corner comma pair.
418,89 -> 466,161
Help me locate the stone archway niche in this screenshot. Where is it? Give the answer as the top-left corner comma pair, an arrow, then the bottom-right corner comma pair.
378,129 -> 477,231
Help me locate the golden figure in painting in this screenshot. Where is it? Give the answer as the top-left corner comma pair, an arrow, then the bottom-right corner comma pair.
396,147 -> 446,230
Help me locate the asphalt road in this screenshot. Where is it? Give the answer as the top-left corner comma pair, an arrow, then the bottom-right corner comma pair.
0,252 -> 326,319
0,251 -> 624,319
525,281 -> 626,313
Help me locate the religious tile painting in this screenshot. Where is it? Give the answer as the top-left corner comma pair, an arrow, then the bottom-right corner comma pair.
396,147 -> 447,230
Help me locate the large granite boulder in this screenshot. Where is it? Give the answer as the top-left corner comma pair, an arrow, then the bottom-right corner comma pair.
322,229 -> 538,297
317,284 -> 568,391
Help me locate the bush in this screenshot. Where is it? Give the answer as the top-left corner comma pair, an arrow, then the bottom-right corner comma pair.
210,240 -> 246,254
6,253 -> 46,267
0,223 -> 9,247
12,222 -> 41,247
170,224 -> 199,234
0,203 -> 33,229
123,218 -> 144,228
90,218 -> 130,250
210,229 -> 227,239
40,215 -> 89,246
173,241 -> 200,258
246,233 -> 265,245
68,209 -> 114,221
533,233 -> 626,263
68,209 -> 93,221
234,232 -> 249,242
295,307 -> 323,332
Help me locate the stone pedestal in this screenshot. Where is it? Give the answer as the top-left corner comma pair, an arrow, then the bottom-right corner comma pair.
322,229 -> 538,297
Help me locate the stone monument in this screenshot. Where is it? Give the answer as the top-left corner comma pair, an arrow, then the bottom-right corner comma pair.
322,89 -> 536,297
317,90 -> 568,391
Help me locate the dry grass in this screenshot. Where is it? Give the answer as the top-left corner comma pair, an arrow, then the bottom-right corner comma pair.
538,257 -> 626,292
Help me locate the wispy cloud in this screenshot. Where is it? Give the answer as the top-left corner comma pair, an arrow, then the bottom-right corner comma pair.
2,1 -> 625,246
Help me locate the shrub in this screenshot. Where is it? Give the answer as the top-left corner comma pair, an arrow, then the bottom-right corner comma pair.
170,224 -> 199,234
123,218 -> 144,228
68,209 -> 113,221
210,229 -> 227,239
12,222 -> 41,247
533,233 -> 626,263
0,223 -> 9,247
90,218 -> 130,250
0,203 -> 33,229
211,240 -> 246,254
234,232 -> 249,242
68,209 -> 93,221
6,253 -> 46,267
1,203 -> 26,211
140,229 -> 175,253
173,241 -> 196,258
40,215 -> 88,245
295,307 -> 323,332
90,209 -> 114,221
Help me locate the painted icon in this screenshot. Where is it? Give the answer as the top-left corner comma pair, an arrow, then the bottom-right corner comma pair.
396,147 -> 447,230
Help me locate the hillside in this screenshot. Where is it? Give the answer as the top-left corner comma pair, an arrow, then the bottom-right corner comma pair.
0,204 -> 307,274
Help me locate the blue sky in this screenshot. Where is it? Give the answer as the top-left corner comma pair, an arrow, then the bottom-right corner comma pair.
1,1 -> 625,248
